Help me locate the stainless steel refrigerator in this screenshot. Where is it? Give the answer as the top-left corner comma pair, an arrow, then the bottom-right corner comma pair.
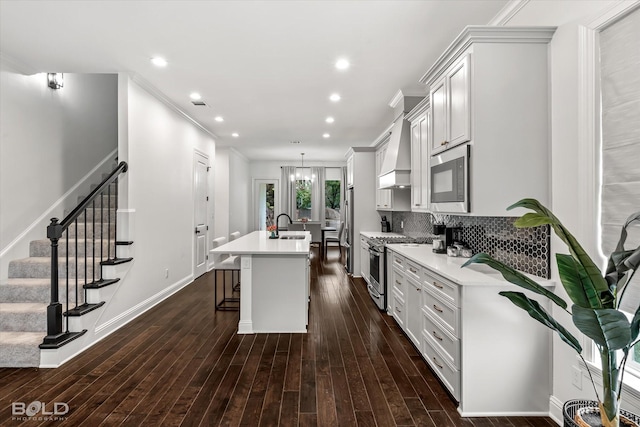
345,186 -> 354,274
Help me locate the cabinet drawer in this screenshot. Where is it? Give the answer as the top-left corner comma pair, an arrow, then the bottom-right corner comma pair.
391,268 -> 406,298
423,268 -> 460,307
422,332 -> 460,400
406,259 -> 422,281
392,254 -> 406,269
423,285 -> 459,337
392,292 -> 405,329
422,309 -> 460,368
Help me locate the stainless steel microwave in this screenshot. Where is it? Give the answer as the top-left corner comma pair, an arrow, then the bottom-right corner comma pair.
430,144 -> 470,213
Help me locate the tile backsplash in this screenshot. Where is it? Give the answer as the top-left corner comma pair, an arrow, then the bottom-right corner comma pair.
389,211 -> 550,279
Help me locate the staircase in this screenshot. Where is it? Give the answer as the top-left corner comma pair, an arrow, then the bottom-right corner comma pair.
0,162 -> 131,367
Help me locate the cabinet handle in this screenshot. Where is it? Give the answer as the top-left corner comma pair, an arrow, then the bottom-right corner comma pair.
395,259 -> 402,264
416,287 -> 421,292
432,357 -> 444,369
395,306 -> 401,313
432,330 -> 443,341
440,140 -> 448,146
395,280 -> 401,285
433,281 -> 443,289
433,304 -> 444,313
409,268 -> 417,274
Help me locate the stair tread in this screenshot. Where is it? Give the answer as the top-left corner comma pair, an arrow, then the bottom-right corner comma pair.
0,331 -> 44,345
5,278 -> 51,285
0,302 -> 47,312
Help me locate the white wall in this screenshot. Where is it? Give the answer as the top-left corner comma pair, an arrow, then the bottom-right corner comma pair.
0,61 -> 118,278
506,0 -> 639,421
95,75 -> 216,325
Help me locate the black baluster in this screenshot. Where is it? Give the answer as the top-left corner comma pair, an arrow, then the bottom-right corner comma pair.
84,210 -> 87,294
100,192 -> 104,281
92,200 -> 96,284
114,177 -> 118,261
75,219 -> 78,310
107,184 -> 111,261
65,229 -> 69,333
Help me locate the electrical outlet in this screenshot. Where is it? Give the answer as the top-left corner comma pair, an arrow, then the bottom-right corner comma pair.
165,268 -> 169,278
572,366 -> 582,390
400,221 -> 404,229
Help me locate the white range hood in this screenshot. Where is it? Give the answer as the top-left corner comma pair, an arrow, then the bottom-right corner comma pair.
379,115 -> 411,188
378,92 -> 423,189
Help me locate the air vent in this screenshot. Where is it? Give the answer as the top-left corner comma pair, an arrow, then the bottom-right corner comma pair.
191,101 -> 207,106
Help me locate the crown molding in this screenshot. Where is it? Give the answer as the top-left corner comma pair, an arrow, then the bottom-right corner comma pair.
0,52 -> 39,75
405,97 -> 431,123
419,26 -> 557,86
488,0 -> 530,26
129,73 -> 217,140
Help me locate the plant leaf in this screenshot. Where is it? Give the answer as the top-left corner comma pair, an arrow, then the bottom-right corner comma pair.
572,305 -> 631,351
514,212 -> 554,228
499,291 -> 582,353
462,253 -> 567,309
556,254 -> 601,309
507,199 -> 609,297
631,304 -> 640,342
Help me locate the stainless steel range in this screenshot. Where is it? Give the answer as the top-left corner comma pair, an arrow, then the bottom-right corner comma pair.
367,235 -> 419,310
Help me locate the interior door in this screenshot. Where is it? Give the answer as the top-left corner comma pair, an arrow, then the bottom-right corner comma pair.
194,151 -> 209,278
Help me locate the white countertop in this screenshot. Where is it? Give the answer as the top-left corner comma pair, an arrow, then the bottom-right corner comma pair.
360,231 -> 405,239
211,231 -> 310,255
386,244 -> 554,287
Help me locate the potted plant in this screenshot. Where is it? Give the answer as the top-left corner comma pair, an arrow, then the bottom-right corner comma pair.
462,198 -> 640,427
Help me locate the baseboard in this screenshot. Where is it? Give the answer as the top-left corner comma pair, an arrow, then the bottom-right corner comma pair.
95,273 -> 193,334
40,273 -> 194,368
549,395 -> 563,425
237,320 -> 253,334
458,410 -> 550,418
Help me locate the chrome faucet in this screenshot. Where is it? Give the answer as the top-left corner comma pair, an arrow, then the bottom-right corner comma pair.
275,213 -> 293,237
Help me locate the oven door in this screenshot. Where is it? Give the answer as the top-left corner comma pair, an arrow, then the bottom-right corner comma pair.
430,144 -> 470,213
368,246 -> 385,310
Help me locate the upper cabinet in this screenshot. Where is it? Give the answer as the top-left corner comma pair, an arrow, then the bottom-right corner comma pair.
407,98 -> 430,212
419,26 -> 557,216
430,54 -> 470,155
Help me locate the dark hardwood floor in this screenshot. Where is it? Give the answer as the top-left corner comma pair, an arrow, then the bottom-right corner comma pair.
0,247 -> 558,426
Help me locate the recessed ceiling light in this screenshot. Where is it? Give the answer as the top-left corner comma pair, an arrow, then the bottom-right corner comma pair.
190,92 -> 202,100
323,133 -> 330,138
232,133 -> 239,138
335,58 -> 350,70
325,117 -> 335,124
214,116 -> 224,122
151,57 -> 168,67
329,93 -> 341,102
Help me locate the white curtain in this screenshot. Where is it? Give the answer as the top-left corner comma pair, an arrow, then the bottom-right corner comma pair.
311,166 -> 326,222
280,166 -> 297,227
600,7 -> 640,313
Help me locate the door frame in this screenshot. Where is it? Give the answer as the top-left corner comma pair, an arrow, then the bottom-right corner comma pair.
193,150 -> 209,279
252,178 -> 279,231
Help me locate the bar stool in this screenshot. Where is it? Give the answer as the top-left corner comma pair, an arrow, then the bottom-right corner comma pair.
212,236 -> 240,311
229,231 -> 241,292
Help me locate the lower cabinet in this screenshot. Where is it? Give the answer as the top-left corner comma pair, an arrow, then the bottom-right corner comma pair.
386,247 -> 551,416
360,236 -> 370,282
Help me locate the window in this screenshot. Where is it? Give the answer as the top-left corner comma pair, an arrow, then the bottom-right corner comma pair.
295,178 -> 311,220
325,180 -> 341,226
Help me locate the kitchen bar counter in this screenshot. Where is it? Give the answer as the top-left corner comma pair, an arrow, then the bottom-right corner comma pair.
212,231 -> 311,334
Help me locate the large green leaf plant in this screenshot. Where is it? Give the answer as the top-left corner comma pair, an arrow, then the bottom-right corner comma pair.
462,199 -> 640,427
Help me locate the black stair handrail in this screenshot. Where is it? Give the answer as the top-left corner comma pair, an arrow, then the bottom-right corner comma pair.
42,161 -> 128,348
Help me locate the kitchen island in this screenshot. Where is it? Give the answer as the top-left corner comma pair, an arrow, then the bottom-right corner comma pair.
211,230 -> 311,334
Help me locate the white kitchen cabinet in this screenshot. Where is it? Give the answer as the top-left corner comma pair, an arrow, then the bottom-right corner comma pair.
386,245 -> 552,416
360,235 -> 370,283
419,26 -> 556,216
407,99 -> 430,212
430,54 -> 470,155
346,155 -> 354,188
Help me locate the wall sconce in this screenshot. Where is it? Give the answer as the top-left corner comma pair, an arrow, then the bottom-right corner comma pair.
47,73 -> 64,89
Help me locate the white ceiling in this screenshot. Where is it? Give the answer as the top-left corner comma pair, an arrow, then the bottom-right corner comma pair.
0,0 -> 508,162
